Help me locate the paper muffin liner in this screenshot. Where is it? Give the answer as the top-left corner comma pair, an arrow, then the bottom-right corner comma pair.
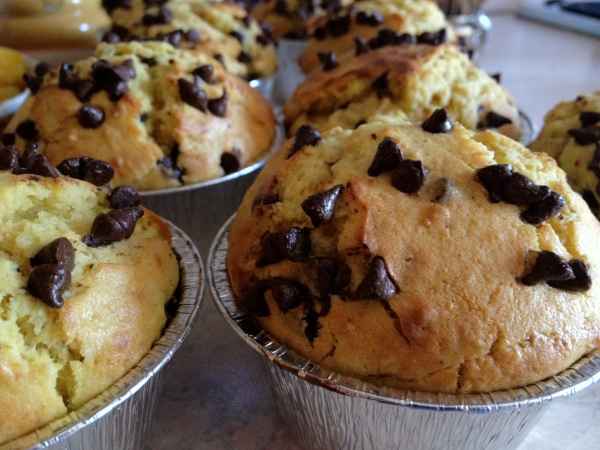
2,221 -> 204,450
208,214 -> 600,450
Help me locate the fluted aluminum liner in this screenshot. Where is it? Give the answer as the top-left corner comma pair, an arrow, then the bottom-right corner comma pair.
2,221 -> 204,450
209,215 -> 600,450
141,116 -> 284,255
250,77 -> 275,103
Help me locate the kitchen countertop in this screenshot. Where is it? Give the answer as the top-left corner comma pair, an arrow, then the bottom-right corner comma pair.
146,4 -> 600,450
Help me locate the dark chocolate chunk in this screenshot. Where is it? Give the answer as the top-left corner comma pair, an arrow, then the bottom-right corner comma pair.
109,186 -> 140,209
18,142 -> 40,170
580,111 -> 600,128
354,36 -> 370,56
568,127 -> 600,146
417,29 -> 447,45
1,133 -> 15,146
16,120 -> 39,141
213,53 -> 225,64
258,228 -> 311,266
220,152 -> 240,174
26,154 -> 60,178
186,29 -> 201,43
237,50 -> 252,64
34,62 -> 50,77
91,59 -> 135,102
59,63 -> 78,90
368,137 -> 403,176
253,193 -> 280,208
290,125 -> 321,157
23,73 -> 43,94
193,64 -> 215,83
391,160 -> 427,194
301,184 -> 344,227
303,305 -> 321,342
479,111 -> 513,129
548,259 -> 592,292
208,90 -> 228,117
73,80 -> 97,102
83,207 -> 144,247
164,30 -> 183,47
326,14 -> 351,37
31,238 -> 75,272
368,28 -> 414,49
520,251 -> 575,286
78,105 -> 105,129
0,145 -> 19,171
230,30 -> 244,42
142,5 -> 172,25
158,146 -> 184,182
270,279 -> 311,312
521,191 -> 565,225
102,0 -> 132,13
316,258 -> 351,298
102,30 -> 122,43
422,109 -> 453,134
140,57 -> 157,67
582,189 -> 599,212
355,256 -> 398,301
313,25 -> 328,40
501,173 -> 550,206
317,51 -> 338,71
476,164 -> 513,203
58,156 -> 114,186
356,10 -> 384,26
491,72 -> 502,83
589,144 -> 600,178
372,72 -> 390,97
27,263 -> 71,308
178,78 -> 208,111
243,281 -> 271,317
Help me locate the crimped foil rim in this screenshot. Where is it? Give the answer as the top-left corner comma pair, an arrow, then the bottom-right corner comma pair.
3,221 -> 204,450
140,109 -> 285,197
519,110 -> 535,146
209,214 -> 600,412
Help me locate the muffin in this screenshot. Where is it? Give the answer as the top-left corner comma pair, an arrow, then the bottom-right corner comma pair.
5,41 -> 276,190
298,0 -> 452,74
227,112 -> 600,394
0,169 -> 179,443
284,44 -> 521,140
252,0 -> 355,40
530,92 -> 600,213
102,0 -> 277,79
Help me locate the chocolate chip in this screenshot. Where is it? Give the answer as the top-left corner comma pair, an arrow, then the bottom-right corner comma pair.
290,125 -> 321,157
326,15 -> 351,37
501,173 -> 550,206
213,53 -> 224,64
253,193 -> 280,209
102,0 -> 132,13
318,52 -> 338,71
355,256 -> 398,301
91,59 -> 135,102
31,238 -> 75,272
186,29 -> 201,43
580,111 -> 600,128
491,72 -> 502,83
301,185 -> 344,227
476,164 -> 513,203
178,78 -> 208,111
582,190 -> 599,212
164,30 -> 183,47
193,64 -> 215,83
23,73 -> 42,94
34,62 -> 50,77
158,146 -> 184,182
243,281 -> 271,317
391,160 -> 427,194
368,29 -> 414,49
208,90 -> 228,117
479,111 -> 513,129
368,137 -> 403,176
422,109 -> 453,134
548,259 -> 592,292
237,50 -> 252,64
221,152 -> 240,174
18,142 -> 40,170
58,156 -> 114,186
354,36 -> 370,56
0,146 -> 18,171
142,5 -> 172,25
372,72 -> 390,98
316,258 -> 351,298
73,80 -> 97,102
27,263 -> 71,308
417,29 -> 447,45
83,207 -> 144,247
568,127 -> 600,146
520,251 -> 575,286
108,186 -> 140,209
314,26 -> 328,40
230,30 -> 244,42
258,228 -> 311,267
29,154 -> 60,178
303,305 -> 321,342
102,30 -> 122,43
356,10 -> 383,26
1,133 -> 15,146
16,120 -> 39,141
270,279 -> 311,312
431,178 -> 453,203
59,63 -> 78,90
78,105 -> 105,129
589,145 -> 600,178
521,191 -> 565,225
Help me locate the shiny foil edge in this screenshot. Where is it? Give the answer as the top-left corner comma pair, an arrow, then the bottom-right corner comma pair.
209,214 -> 600,412
3,221 -> 205,450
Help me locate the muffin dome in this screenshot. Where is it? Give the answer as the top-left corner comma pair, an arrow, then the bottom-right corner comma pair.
6,42 -> 276,190
284,44 -> 521,141
103,0 -> 278,79
298,0 -> 451,74
228,113 -> 600,393
0,172 -> 179,443
530,92 -> 600,213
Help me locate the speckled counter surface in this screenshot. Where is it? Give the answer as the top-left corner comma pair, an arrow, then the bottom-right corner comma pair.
146,5 -> 600,450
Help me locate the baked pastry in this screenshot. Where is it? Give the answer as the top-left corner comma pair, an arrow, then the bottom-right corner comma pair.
6,41 -> 276,190
0,169 -> 179,444
298,0 -> 452,74
102,0 -> 277,79
530,92 -> 600,213
284,44 -> 521,141
228,112 -> 600,393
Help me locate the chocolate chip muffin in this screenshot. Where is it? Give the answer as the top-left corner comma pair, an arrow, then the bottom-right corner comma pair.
252,0 -> 355,40
102,0 -> 277,79
227,113 -> 600,393
6,42 -> 276,190
530,92 -> 600,214
298,0 -> 452,74
284,44 -> 521,141
0,171 -> 179,444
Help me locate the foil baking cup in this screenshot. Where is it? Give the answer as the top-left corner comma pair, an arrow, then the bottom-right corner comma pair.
208,215 -> 600,450
2,221 -> 204,450
141,115 -> 285,256
250,76 -> 275,103
272,39 -> 307,106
